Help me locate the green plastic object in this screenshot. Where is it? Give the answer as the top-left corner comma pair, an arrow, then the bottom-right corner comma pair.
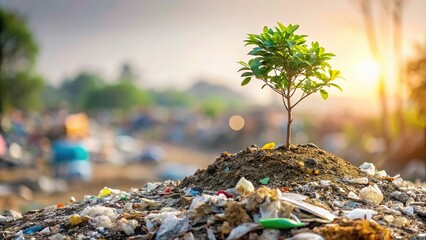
259,177 -> 270,185
259,218 -> 305,229
225,166 -> 230,173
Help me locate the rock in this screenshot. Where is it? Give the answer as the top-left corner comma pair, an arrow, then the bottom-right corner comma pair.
359,162 -> 376,175
359,184 -> 384,205
304,158 -> 319,167
391,191 -> 410,203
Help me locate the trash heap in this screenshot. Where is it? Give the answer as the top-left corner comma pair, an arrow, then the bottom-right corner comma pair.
1,144 -> 425,240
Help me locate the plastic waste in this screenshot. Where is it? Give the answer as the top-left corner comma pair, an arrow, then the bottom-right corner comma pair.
344,208 -> 377,220
185,188 -> 202,196
320,180 -> 330,186
69,214 -> 86,226
145,182 -> 160,192
226,222 -> 259,240
215,190 -> 233,198
139,198 -> 162,210
260,218 -> 305,229
348,177 -> 369,185
287,232 -> 325,240
359,162 -> 376,175
225,166 -> 230,173
48,233 -> 65,240
155,215 -> 189,240
259,177 -> 270,185
23,225 -> 42,234
281,196 -> 336,221
235,177 -> 255,195
40,227 -> 51,234
80,205 -> 117,228
359,184 -> 383,205
262,142 -> 275,150
117,218 -> 138,235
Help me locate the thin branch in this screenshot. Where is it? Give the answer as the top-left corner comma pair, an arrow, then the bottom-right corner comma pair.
291,91 -> 314,108
282,95 -> 288,110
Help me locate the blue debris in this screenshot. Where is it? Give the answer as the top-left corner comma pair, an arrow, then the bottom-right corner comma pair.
23,225 -> 43,235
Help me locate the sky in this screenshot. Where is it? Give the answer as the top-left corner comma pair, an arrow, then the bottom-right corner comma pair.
1,0 -> 426,107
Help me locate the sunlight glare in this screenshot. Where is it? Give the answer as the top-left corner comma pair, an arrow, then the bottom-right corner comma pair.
356,59 -> 381,82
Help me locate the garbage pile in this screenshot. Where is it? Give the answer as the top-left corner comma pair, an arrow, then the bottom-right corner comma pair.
1,144 -> 425,239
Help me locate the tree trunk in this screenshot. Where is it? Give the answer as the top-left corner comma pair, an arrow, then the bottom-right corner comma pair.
286,99 -> 292,151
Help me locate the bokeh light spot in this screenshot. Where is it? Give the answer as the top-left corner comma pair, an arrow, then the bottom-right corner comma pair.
229,115 -> 245,131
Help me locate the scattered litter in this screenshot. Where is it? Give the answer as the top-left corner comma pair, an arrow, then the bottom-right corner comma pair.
1,145 -> 425,239
235,177 -> 255,195
259,218 -> 305,229
287,232 -> 325,240
22,225 -> 42,235
226,222 -> 259,240
281,196 -> 336,221
344,208 -> 377,220
259,177 -> 270,185
262,142 -> 275,150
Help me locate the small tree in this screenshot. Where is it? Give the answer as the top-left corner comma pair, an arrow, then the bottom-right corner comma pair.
239,23 -> 343,150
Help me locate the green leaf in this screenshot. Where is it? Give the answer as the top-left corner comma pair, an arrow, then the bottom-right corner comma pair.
263,26 -> 269,35
329,83 -> 343,91
241,72 -> 252,77
277,22 -> 286,32
241,77 -> 251,86
237,61 -> 249,68
320,89 -> 328,100
238,66 -> 250,72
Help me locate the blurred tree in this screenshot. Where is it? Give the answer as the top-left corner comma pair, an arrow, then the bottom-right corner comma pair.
354,0 -> 406,154
118,62 -> 137,82
406,40 -> 426,157
83,81 -> 152,110
59,72 -> 105,110
153,89 -> 192,108
0,8 -> 45,115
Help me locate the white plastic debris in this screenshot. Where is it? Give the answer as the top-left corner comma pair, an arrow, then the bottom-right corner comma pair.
145,182 -> 160,193
359,184 -> 383,205
344,208 -> 377,220
95,215 -> 113,228
235,177 -> 255,195
226,222 -> 259,240
117,218 -> 138,235
359,162 -> 376,175
48,233 -> 65,240
281,196 -> 336,221
40,227 -> 51,234
80,205 -> 117,228
260,229 -> 280,240
349,177 -> 369,185
287,232 -> 325,240
320,180 -> 330,187
156,215 -> 189,240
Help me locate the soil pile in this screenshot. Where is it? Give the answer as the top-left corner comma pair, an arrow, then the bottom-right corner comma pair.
181,144 -> 368,190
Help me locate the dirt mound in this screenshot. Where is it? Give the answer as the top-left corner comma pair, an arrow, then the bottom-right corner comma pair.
181,144 -> 368,191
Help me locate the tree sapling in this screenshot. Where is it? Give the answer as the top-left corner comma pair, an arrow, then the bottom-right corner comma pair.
239,23 -> 343,150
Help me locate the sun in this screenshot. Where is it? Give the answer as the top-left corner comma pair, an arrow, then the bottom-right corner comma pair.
356,58 -> 381,82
